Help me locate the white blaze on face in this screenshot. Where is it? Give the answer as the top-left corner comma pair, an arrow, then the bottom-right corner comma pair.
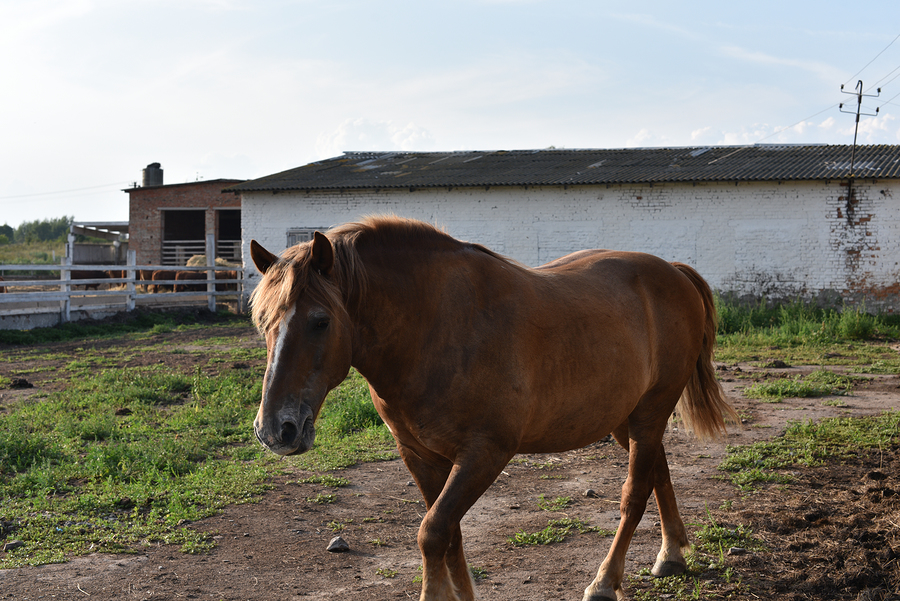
269,305 -> 296,383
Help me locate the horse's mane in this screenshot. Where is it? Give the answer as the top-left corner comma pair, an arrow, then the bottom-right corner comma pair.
250,216 -> 513,332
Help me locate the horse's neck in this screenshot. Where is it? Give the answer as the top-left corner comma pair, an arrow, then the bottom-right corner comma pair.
345,250 -> 441,388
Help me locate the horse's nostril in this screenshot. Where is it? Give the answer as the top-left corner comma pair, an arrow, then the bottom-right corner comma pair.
280,420 -> 299,444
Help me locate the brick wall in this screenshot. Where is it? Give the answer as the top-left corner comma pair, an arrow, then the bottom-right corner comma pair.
127,180 -> 242,265
240,180 -> 900,311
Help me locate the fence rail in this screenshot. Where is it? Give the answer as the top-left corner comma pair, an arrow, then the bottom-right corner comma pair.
0,240 -> 246,329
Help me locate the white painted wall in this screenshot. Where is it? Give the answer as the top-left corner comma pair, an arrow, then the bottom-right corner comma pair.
240,180 -> 900,310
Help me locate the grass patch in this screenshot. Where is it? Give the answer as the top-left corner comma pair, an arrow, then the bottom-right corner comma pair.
714,296 -> 900,364
0,364 -> 272,567
306,493 -> 336,505
630,511 -> 763,601
0,240 -> 66,266
286,370 -> 396,471
854,359 -> 900,374
0,309 -> 247,346
293,474 -> 351,488
719,411 -> 900,491
537,494 -> 572,511
509,518 -> 613,547
0,324 -> 396,568
742,369 -> 857,401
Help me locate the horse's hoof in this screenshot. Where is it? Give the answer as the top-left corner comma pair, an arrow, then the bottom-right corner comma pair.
583,585 -> 621,601
651,560 -> 687,578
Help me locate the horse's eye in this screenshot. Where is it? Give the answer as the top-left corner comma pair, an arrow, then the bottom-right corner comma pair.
314,318 -> 330,330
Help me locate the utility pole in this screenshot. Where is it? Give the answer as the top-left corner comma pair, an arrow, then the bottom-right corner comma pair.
839,80 -> 880,213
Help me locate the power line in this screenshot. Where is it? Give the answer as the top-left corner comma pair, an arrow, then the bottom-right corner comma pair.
878,89 -> 900,109
754,103 -> 840,143
0,182 -> 132,200
870,62 -> 900,89
843,31 -> 900,87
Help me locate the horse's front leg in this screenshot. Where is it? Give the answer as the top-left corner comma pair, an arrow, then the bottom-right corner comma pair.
400,442 -> 511,601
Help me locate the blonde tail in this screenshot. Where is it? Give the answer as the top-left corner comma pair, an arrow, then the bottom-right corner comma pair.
672,263 -> 740,441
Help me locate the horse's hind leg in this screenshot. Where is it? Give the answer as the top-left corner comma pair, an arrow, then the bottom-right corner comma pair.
584,423 -> 672,601
606,425 -> 689,579
649,444 -> 689,577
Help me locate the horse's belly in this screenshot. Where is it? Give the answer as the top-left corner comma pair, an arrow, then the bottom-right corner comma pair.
515,394 -> 640,454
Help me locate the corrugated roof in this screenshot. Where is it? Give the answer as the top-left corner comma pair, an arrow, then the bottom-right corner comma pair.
227,145 -> 900,193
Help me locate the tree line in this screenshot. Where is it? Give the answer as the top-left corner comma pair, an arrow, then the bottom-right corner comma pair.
0,216 -> 73,245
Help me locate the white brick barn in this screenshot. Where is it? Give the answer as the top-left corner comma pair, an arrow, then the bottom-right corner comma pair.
229,145 -> 900,311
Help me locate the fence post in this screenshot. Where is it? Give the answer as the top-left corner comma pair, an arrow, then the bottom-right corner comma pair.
238,269 -> 245,314
60,255 -> 71,324
206,234 -> 216,313
126,250 -> 136,312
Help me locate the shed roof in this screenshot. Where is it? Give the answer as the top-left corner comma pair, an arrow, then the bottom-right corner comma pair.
227,145 -> 900,193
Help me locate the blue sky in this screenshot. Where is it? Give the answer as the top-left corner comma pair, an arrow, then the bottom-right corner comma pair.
2,0 -> 899,228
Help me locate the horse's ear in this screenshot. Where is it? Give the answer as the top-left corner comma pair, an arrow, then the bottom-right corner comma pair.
250,240 -> 278,275
310,231 -> 334,276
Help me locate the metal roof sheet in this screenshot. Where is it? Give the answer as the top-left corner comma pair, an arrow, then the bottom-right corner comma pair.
227,145 -> 900,193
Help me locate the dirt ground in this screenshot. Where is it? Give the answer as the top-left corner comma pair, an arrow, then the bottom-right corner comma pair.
0,318 -> 898,600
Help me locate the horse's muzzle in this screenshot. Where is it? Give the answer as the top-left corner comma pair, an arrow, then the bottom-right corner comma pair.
254,404 -> 315,456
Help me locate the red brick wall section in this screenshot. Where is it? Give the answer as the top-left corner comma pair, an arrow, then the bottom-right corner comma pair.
127,180 -> 242,265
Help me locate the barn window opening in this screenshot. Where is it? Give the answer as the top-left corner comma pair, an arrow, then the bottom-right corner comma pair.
286,228 -> 325,248
162,210 -> 205,266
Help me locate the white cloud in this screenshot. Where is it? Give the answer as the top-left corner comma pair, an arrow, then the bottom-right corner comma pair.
853,114 -> 898,142
818,116 -> 837,131
717,124 -> 772,146
315,119 -> 436,158
626,128 -> 671,148
691,126 -> 713,141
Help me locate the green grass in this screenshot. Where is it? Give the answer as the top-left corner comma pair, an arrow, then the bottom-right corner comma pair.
537,494 -> 572,511
714,295 -> 900,364
0,324 -> 394,568
742,369 -> 858,401
0,240 -> 65,266
0,365 -> 271,567
719,411 -> 900,491
286,369 -> 396,471
509,518 -> 613,547
292,474 -> 351,487
0,309 -> 248,346
630,510 -> 763,601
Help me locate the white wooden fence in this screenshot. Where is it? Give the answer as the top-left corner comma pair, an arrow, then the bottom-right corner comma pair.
0,241 -> 245,329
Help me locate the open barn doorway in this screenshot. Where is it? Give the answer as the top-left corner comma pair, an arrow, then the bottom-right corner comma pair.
216,209 -> 241,263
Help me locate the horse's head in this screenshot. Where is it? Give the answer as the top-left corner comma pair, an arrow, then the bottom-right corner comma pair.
249,232 -> 352,456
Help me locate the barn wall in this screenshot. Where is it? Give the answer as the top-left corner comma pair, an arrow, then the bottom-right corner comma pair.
240,179 -> 900,311
127,181 -> 241,265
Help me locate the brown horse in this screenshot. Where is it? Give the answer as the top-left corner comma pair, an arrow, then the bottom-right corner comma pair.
249,217 -> 738,601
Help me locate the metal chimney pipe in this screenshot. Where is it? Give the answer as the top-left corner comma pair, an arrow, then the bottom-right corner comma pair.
142,163 -> 163,187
